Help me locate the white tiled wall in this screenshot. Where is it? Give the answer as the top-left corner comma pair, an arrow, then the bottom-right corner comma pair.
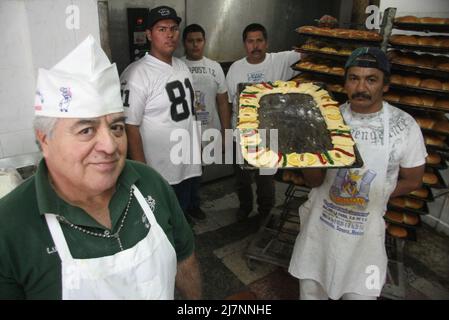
0,0 -> 100,159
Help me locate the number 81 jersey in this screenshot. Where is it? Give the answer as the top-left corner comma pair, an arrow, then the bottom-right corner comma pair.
120,54 -> 202,185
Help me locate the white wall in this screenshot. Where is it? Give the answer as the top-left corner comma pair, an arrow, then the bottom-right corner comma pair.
0,0 -> 100,159
380,0 -> 449,236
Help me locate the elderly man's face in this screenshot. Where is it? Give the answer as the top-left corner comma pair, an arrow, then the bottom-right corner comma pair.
39,112 -> 127,196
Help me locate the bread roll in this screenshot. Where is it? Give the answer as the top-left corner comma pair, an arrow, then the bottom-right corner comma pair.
395,55 -> 417,65
390,74 -> 403,84
396,15 -> 419,23
420,79 -> 443,90
385,211 -> 404,223
384,92 -> 401,103
315,27 -> 333,36
405,198 -> 424,210
403,213 -> 419,226
312,64 -> 330,72
388,225 -> 408,238
390,35 -> 417,45
336,29 -> 352,38
389,197 -> 406,208
433,120 -> 449,134
298,26 -> 317,34
434,99 -> 449,110
404,75 -> 422,87
420,95 -> 436,107
423,172 -> 439,185
426,153 -> 442,165
419,17 -> 447,24
417,36 -> 437,46
409,188 -> 429,199
424,135 -> 446,147
415,117 -> 435,129
329,66 -> 345,75
400,95 -> 423,106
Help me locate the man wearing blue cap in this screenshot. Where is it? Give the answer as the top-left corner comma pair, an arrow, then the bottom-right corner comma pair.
289,47 -> 427,300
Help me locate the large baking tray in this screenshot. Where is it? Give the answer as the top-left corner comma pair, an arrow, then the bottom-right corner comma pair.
291,62 -> 345,79
422,167 -> 448,189
236,82 -> 364,170
393,22 -> 449,34
391,63 -> 449,80
389,83 -> 449,98
296,30 -> 382,44
387,197 -> 429,216
384,211 -> 422,229
388,43 -> 449,55
407,186 -> 435,202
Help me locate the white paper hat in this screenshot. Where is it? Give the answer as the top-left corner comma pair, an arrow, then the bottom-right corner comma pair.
34,35 -> 124,118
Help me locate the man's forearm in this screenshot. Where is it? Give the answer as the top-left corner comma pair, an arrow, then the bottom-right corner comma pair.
390,178 -> 423,198
125,124 -> 146,163
175,253 -> 202,299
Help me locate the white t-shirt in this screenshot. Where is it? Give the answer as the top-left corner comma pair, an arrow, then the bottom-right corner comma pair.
120,54 -> 202,185
180,56 -> 228,147
226,51 -> 301,128
339,101 -> 427,200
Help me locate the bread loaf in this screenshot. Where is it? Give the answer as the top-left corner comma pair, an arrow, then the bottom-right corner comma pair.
405,198 -> 424,210
421,79 -> 443,90
423,172 -> 439,185
388,225 -> 408,238
432,120 -> 449,134
390,35 -> 417,45
385,211 -> 404,223
426,153 -> 442,165
389,197 -> 406,208
424,135 -> 446,147
420,95 -> 436,107
400,95 -> 422,106
396,16 -> 419,23
384,92 -> 401,103
391,74 -> 403,84
419,17 -> 447,24
434,99 -> 449,110
409,188 -> 429,199
404,75 -> 421,87
415,117 -> 435,129
403,213 -> 419,226
417,36 -> 437,47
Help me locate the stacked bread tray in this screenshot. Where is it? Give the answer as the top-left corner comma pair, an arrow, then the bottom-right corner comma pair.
385,14 -> 449,241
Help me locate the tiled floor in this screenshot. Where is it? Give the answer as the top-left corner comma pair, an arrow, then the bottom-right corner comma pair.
190,175 -> 449,300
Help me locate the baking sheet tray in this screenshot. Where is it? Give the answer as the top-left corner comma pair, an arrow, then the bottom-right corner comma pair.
295,47 -> 350,60
393,22 -> 449,33
236,82 -> 364,170
387,197 -> 429,215
422,167 -> 448,189
407,186 -> 435,202
391,63 -> 449,80
388,43 -> 449,54
384,212 -> 422,229
291,63 -> 345,79
389,83 -> 449,98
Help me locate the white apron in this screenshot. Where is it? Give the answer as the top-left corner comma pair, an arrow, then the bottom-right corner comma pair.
45,185 -> 177,300
289,103 -> 390,299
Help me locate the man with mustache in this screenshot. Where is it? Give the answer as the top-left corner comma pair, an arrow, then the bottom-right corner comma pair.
289,48 -> 427,300
0,35 -> 201,300
226,23 -> 301,222
120,6 -> 202,225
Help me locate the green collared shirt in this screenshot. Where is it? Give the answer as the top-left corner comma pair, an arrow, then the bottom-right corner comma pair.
0,160 -> 194,299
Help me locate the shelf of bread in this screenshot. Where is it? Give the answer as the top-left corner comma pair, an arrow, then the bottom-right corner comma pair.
394,15 -> 449,33
295,39 -> 357,60
293,57 -> 345,78
296,26 -> 382,43
384,91 -> 449,113
385,210 -> 422,227
389,34 -> 449,54
390,74 -> 449,97
387,50 -> 449,79
388,196 -> 429,215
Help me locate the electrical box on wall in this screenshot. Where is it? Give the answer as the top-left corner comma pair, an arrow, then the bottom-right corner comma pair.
127,8 -> 150,62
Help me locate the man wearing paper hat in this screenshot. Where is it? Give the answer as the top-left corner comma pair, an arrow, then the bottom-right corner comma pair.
120,6 -> 202,224
289,47 -> 427,300
0,35 -> 202,300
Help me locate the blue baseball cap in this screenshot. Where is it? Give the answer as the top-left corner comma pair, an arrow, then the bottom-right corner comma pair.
345,47 -> 391,76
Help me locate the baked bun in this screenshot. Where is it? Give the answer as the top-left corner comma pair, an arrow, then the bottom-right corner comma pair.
434,99 -> 449,110
400,95 -> 422,106
391,74 -> 403,84
336,29 -> 352,38
433,120 -> 449,134
417,36 -> 437,46
384,92 -> 401,103
426,153 -> 442,165
405,198 -> 424,210
421,79 -> 443,90
396,16 -> 419,23
395,55 -> 417,65
423,172 -> 439,185
415,117 -> 435,129
409,188 -> 429,199
312,64 -> 330,72
389,197 -> 406,208
329,66 -> 345,75
419,17 -> 447,24
420,95 -> 436,107
390,35 -> 417,45
403,213 -> 419,226
385,210 -> 404,223
404,75 -> 422,87
424,135 -> 446,147
388,225 -> 408,238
